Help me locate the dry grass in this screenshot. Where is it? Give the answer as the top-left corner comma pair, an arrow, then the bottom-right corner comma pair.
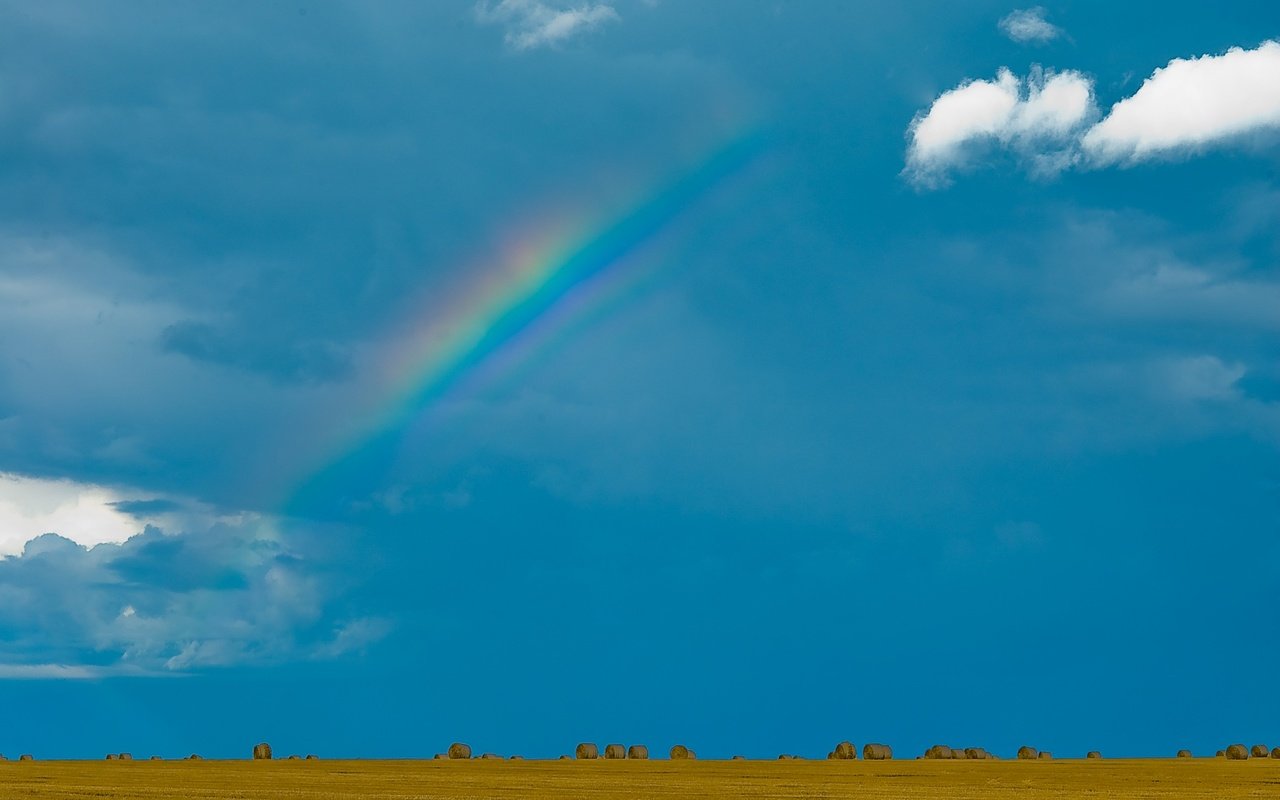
0,757 -> 1278,799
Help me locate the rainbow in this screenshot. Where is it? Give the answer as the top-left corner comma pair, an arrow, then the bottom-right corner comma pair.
285,130 -> 769,514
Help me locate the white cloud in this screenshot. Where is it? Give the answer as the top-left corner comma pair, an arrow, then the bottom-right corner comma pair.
1083,41 -> 1280,164
999,7 -> 1063,44
476,0 -> 619,51
905,68 -> 1094,184
0,472 -> 243,556
0,473 -> 139,555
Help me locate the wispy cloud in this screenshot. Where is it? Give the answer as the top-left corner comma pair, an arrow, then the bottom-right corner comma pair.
905,67 -> 1095,186
999,7 -> 1063,44
476,0 -> 619,51
906,40 -> 1280,186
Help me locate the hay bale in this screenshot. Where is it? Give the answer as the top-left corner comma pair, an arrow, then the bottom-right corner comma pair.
1251,744 -> 1269,758
965,748 -> 988,760
120,753 -> 133,761
106,754 -> 118,760
925,745 -> 953,760
576,743 -> 599,760
1272,748 -> 1280,760
1177,750 -> 1192,759
19,754 -> 34,761
669,744 -> 692,760
603,744 -> 625,760
1225,744 -> 1248,760
558,755 -> 571,760
1038,752 -> 1053,760
688,750 -> 697,760
1017,746 -> 1038,760
731,755 -> 746,760
306,755 -> 318,761
252,743 -> 272,760
778,754 -> 793,760
150,756 -> 163,761
628,745 -> 649,760
1087,751 -> 1102,759
509,756 -> 524,761
287,755 -> 301,760
433,754 -> 445,760
448,743 -> 471,760
480,753 -> 501,760
1215,750 -> 1225,758
863,743 -> 893,760
832,741 -> 856,760
190,754 -> 203,761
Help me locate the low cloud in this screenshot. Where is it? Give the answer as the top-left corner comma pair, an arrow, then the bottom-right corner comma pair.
0,517 -> 386,676
999,7 -> 1063,44
907,41 -> 1280,185
1083,41 -> 1280,165
905,68 -> 1095,185
476,0 -> 619,50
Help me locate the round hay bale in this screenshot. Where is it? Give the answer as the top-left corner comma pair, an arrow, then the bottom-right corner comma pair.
448,743 -> 472,760
480,753 -> 501,760
925,745 -> 953,760
669,744 -> 691,760
19,754 -> 34,761
965,748 -> 988,760
287,755 -> 301,760
863,743 -> 893,760
1225,744 -> 1248,760
558,755 -> 571,760
189,754 -> 203,761
119,753 -> 133,761
1272,748 -> 1280,760
575,743 -> 599,760
832,741 -> 856,760
1251,744 -> 1269,758
433,754 -> 445,760
305,755 -> 318,761
603,744 -> 625,760
1017,746 -> 1038,760
1038,752 -> 1053,760
1177,750 -> 1192,759
106,754 -> 118,760
151,756 -> 163,761
627,745 -> 649,760
509,755 -> 524,761
1087,751 -> 1102,759
1215,750 -> 1225,758
252,743 -> 272,760
688,750 -> 697,760
731,755 -> 746,760
778,754 -> 793,760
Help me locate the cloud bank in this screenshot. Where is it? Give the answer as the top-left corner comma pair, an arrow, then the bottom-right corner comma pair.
0,514 -> 384,676
907,41 -> 1280,185
999,7 -> 1063,44
476,0 -> 619,50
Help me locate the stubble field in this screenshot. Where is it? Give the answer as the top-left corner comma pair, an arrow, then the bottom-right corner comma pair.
2,758 -> 1280,800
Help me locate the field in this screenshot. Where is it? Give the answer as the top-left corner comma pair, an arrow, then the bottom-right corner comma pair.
3,758 -> 1280,799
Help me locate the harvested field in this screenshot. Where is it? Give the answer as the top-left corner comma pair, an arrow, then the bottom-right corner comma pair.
0,757 -> 1278,799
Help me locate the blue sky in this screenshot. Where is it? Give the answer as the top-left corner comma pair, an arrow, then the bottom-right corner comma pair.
0,0 -> 1277,759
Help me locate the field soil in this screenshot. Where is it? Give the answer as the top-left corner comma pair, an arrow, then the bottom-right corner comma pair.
1,757 -> 1278,799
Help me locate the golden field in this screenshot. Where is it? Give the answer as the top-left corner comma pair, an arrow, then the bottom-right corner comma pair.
2,757 -> 1280,799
